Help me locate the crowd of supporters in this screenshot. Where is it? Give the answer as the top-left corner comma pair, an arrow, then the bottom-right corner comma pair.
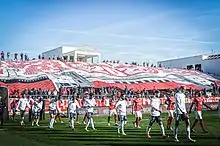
9,84 -> 220,100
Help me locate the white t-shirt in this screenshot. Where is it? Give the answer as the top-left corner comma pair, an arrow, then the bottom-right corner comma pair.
174,92 -> 187,114
32,101 -> 42,113
85,98 -> 96,113
68,100 -> 80,114
150,97 -> 161,117
18,98 -> 30,111
49,99 -> 57,111
115,100 -> 127,116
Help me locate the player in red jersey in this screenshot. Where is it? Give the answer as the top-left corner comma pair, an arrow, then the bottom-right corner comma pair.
189,91 -> 212,133
165,93 -> 175,131
132,94 -> 143,128
10,99 -> 18,121
107,96 -> 118,126
55,97 -> 64,123
82,92 -> 89,124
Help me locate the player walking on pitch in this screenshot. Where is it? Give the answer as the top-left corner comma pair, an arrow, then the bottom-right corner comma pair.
146,91 -> 168,139
132,94 -> 143,128
107,96 -> 118,126
115,95 -> 128,135
189,91 -> 212,133
84,94 -> 96,131
48,98 -> 58,129
31,97 -> 43,127
165,92 -> 175,131
17,95 -> 30,126
174,86 -> 196,143
67,96 -> 81,130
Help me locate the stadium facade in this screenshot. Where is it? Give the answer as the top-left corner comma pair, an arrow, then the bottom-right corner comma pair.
42,46 -> 101,63
157,54 -> 220,76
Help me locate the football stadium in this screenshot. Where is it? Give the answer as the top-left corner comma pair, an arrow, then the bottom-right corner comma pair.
1,1 -> 220,146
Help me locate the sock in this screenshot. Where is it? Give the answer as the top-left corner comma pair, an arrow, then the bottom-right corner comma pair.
121,121 -> 125,134
191,119 -> 198,129
83,114 -> 87,122
159,124 -> 165,136
199,119 -> 205,131
174,126 -> 179,139
186,125 -> 191,139
108,116 -> 110,123
146,125 -> 151,135
36,119 -> 39,125
86,118 -> 90,129
50,118 -> 55,128
114,115 -> 117,123
135,117 -> 139,126
71,119 -> 74,128
90,118 -> 95,130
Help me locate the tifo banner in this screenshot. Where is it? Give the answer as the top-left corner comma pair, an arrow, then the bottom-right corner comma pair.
8,97 -> 220,115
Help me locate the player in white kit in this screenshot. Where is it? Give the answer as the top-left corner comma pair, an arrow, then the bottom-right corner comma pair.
174,86 -> 196,143
17,95 -> 30,126
48,98 -> 58,129
84,94 -> 96,131
67,96 -> 81,130
146,91 -> 168,139
115,95 -> 128,136
31,97 -> 43,127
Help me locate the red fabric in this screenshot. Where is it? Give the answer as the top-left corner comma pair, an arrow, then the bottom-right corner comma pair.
166,96 -> 175,110
0,80 -> 55,95
193,97 -> 205,111
215,82 -> 220,86
92,81 -> 202,91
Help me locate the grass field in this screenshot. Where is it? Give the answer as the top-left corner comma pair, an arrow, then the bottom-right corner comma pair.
0,111 -> 219,146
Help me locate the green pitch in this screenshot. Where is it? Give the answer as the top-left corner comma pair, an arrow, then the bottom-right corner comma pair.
0,111 -> 219,146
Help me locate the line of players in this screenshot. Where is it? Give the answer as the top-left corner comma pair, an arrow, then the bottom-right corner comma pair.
14,86 -> 213,143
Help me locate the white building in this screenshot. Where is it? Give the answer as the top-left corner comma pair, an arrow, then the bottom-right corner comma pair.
42,46 -> 101,63
157,54 -> 220,76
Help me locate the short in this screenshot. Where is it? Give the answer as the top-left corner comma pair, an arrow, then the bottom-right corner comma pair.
135,111 -> 142,118
49,110 -> 56,116
87,112 -> 93,118
149,116 -> 162,125
76,108 -> 80,114
20,110 -> 25,118
69,113 -> 76,120
194,111 -> 202,120
168,110 -> 174,118
119,115 -> 127,122
175,113 -> 189,121
12,108 -> 17,114
109,109 -> 117,116
32,111 -> 39,117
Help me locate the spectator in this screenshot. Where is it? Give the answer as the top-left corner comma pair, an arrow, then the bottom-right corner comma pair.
7,52 -> 10,60
20,53 -> 24,60
38,54 -> 41,59
42,55 -> 44,59
25,54 -> 28,61
1,51 -> 4,60
14,53 -> 18,60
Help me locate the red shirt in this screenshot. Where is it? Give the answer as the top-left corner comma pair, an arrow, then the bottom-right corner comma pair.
133,98 -> 142,111
109,99 -> 116,110
166,96 -> 175,110
193,97 -> 204,111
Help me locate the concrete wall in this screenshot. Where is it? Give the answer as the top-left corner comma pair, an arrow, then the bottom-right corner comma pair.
62,46 -> 76,54
158,55 -> 204,69
202,58 -> 220,75
42,47 -> 62,59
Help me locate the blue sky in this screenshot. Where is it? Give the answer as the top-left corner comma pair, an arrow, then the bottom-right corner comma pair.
1,0 -> 220,63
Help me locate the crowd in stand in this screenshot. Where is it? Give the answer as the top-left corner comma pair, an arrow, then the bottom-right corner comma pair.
9,84 -> 220,100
